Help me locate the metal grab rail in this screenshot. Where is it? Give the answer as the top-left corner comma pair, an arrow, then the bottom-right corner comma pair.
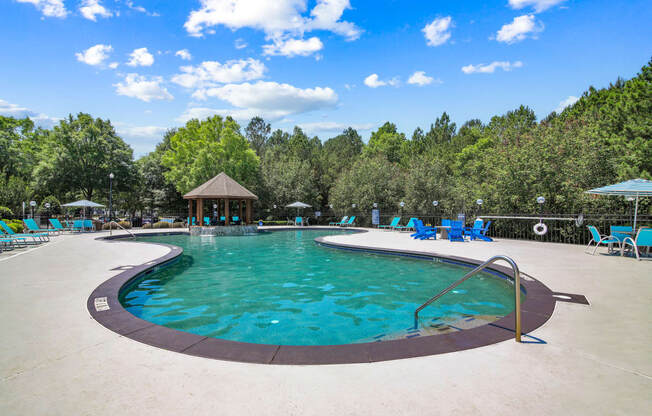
108,221 -> 137,239
414,255 -> 522,342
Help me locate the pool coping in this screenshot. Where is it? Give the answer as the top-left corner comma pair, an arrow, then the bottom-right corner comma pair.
87,229 -> 557,365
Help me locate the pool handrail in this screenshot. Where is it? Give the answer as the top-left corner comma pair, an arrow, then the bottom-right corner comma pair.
414,255 -> 522,342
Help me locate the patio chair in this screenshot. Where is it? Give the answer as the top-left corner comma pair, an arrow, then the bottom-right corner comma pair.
610,226 -> 633,245
24,218 -> 60,236
448,221 -> 466,242
585,225 -> 621,255
466,220 -> 493,242
379,217 -> 400,230
329,216 -> 348,226
203,217 -> 211,226
441,219 -> 451,227
341,216 -> 356,227
187,217 -> 196,226
0,220 -> 47,243
49,218 -> 71,232
83,219 -> 95,232
232,216 -> 241,225
295,217 -> 303,226
394,217 -> 418,232
621,228 -> 652,261
71,220 -> 84,232
411,220 -> 436,240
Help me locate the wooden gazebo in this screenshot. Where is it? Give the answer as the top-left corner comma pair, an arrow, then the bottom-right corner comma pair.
183,172 -> 258,226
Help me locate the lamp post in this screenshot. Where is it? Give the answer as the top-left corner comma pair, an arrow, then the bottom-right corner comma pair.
29,200 -> 36,219
44,202 -> 51,229
109,173 -> 115,235
476,199 -> 483,218
432,200 -> 439,224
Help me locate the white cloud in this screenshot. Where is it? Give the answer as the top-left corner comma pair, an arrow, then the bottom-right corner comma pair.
461,61 -> 523,74
115,124 -> 168,138
363,74 -> 399,88
126,47 -> 155,67
16,0 -> 67,18
508,0 -> 566,13
175,49 -> 192,61
75,44 -> 113,66
234,38 -> 248,49
184,0 -> 361,42
108,62 -> 119,69
555,95 -> 579,113
125,1 -> 159,16
171,58 -> 266,89
79,0 -> 112,22
0,99 -> 60,128
495,15 -> 543,44
262,37 -> 323,57
423,16 -> 453,47
297,121 -> 374,134
182,81 -> 337,121
407,71 -> 440,86
114,74 -> 173,102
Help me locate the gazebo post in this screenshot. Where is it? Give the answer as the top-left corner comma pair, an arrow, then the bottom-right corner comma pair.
197,199 -> 203,226
246,200 -> 252,224
188,200 -> 193,228
239,200 -> 243,223
225,199 -> 230,225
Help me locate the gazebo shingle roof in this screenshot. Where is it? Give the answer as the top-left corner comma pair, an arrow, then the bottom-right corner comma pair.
183,172 -> 258,200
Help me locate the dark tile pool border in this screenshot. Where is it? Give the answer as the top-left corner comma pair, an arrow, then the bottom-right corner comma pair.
87,229 -> 557,365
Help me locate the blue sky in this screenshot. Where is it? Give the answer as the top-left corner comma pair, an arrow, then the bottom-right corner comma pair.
1,0 -> 650,156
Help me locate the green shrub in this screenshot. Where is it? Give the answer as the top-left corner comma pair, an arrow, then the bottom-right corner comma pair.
0,206 -> 14,217
142,223 -> 152,229
152,221 -> 171,229
172,222 -> 185,228
2,219 -> 24,233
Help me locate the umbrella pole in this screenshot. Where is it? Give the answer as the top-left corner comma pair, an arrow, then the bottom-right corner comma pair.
633,193 -> 639,230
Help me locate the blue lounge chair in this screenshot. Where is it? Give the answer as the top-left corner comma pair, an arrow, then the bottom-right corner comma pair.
448,221 -> 466,242
219,216 -> 226,225
187,217 -> 196,226
203,216 -> 211,226
585,225 -> 621,255
49,218 -> 71,232
329,216 -> 348,226
395,217 -> 418,232
621,228 -> 652,260
295,217 -> 303,226
379,217 -> 400,230
71,220 -> 84,232
411,220 -> 436,240
341,216 -> 356,227
0,220 -> 47,243
24,218 -> 60,235
232,216 -> 240,225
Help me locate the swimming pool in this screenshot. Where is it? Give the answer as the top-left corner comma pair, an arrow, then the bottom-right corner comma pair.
118,230 -> 518,346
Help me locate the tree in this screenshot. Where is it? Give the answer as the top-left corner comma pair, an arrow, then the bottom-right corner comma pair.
162,116 -> 260,195
32,113 -> 135,201
363,122 -> 408,164
245,116 -> 271,156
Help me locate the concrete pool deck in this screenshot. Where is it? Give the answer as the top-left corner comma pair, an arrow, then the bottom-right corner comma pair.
1,227 -> 650,415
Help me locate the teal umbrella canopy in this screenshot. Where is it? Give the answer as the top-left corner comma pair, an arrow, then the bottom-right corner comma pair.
586,179 -> 652,229
585,179 -> 652,196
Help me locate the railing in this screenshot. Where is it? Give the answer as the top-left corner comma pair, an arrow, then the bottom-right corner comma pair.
414,255 -> 522,342
108,221 -> 137,239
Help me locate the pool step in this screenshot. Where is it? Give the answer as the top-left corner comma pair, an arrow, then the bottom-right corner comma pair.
366,314 -> 502,342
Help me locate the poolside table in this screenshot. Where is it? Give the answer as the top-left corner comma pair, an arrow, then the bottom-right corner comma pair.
438,226 -> 450,239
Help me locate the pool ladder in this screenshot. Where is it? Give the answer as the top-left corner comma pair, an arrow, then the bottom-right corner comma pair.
108,221 -> 137,239
414,255 -> 522,342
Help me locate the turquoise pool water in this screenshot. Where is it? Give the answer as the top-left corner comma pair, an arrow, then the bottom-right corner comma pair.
120,230 -> 516,345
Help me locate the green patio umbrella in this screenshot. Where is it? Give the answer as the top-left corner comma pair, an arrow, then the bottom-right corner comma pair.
585,179 -> 652,229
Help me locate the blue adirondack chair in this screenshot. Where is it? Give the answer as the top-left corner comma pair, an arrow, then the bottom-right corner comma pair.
465,219 -> 493,242
411,220 -> 436,240
448,221 -> 466,242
